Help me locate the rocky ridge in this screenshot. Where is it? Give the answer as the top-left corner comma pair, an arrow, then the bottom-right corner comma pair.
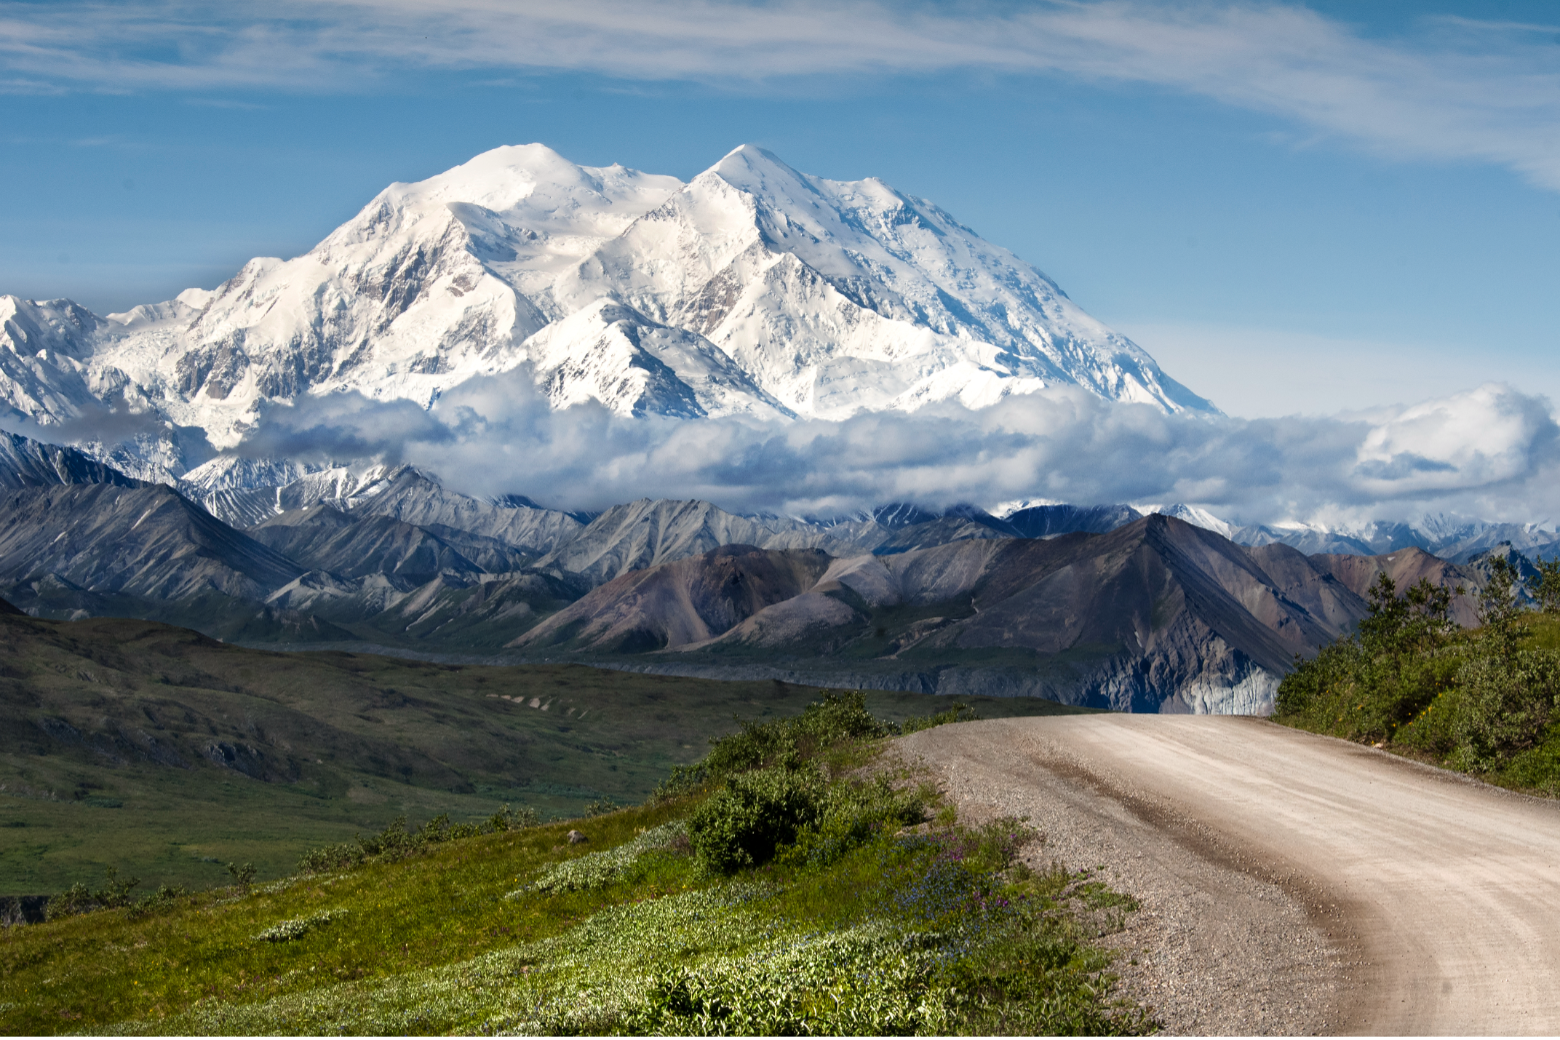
0,428 -> 1494,712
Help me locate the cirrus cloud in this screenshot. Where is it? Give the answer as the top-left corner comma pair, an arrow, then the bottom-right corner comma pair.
3,1 -> 1560,190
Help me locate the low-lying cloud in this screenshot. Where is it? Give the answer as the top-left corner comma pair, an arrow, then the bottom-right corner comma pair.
239,371 -> 1560,525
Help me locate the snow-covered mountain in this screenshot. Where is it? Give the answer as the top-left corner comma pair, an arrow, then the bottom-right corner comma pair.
1110,501 -> 1560,564
0,143 -> 1213,479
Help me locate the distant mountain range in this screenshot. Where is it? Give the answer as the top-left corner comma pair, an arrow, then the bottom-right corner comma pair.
0,427 -> 1521,715
0,143 -> 1211,482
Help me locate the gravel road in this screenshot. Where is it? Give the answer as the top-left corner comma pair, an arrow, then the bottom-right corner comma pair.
897,714 -> 1560,1035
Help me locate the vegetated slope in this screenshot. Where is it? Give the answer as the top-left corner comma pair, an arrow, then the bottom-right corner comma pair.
0,609 -> 1084,893
0,695 -> 1145,1037
519,516 -> 1481,714
1274,558 -> 1560,793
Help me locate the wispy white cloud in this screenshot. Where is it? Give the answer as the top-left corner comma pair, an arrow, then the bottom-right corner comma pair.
230,374 -> 1560,525
3,1 -> 1560,188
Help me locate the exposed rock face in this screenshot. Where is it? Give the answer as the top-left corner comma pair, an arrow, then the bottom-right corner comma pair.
1005,503 -> 1143,538
247,504 -> 508,586
1309,547 -> 1481,628
518,545 -> 833,653
0,429 -> 141,489
181,461 -> 588,557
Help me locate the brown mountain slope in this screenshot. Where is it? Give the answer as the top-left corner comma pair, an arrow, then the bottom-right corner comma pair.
1309,547 -> 1481,627
515,545 -> 834,653
513,517 -> 1465,713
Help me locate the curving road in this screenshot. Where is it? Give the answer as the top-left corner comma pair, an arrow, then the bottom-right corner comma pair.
897,715 -> 1560,1035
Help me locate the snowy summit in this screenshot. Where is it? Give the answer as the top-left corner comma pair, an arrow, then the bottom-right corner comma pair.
0,143 -> 1213,477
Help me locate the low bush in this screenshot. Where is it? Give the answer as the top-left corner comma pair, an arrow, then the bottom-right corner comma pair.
688,765 -> 827,874
253,908 -> 348,943
783,774 -> 930,868
900,700 -> 981,735
297,804 -> 539,874
44,866 -> 141,921
516,821 -> 688,895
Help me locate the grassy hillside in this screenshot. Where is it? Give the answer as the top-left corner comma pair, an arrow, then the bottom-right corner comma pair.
0,695 -> 1150,1036
0,613 -> 1088,895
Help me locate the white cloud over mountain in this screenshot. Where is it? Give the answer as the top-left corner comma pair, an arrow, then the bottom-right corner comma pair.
232,371 -> 1560,524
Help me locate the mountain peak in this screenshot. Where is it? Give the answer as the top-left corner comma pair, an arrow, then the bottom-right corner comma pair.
0,142 -> 1214,478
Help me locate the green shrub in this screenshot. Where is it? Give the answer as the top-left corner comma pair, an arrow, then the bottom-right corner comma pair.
1276,564 -> 1560,787
1392,687 -> 1461,755
901,700 -> 981,735
1451,650 -> 1560,771
701,691 -> 892,778
125,884 -> 190,920
297,805 -> 540,874
688,766 -> 827,874
625,924 -> 956,1036
44,866 -> 141,921
653,691 -> 981,807
783,774 -> 929,868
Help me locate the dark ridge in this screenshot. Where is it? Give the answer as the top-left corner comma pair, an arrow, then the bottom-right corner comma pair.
1005,503 -> 1142,539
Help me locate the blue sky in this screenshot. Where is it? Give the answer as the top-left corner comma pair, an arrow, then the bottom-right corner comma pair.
2,0 -> 1558,420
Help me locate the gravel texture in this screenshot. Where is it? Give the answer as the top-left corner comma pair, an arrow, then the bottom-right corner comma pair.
896,718 -> 1358,1036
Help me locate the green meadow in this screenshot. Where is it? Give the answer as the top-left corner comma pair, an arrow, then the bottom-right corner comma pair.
0,613 -> 1087,894
0,692 -> 1146,1036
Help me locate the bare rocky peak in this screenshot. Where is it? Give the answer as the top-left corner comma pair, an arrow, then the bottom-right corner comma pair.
0,429 -> 141,489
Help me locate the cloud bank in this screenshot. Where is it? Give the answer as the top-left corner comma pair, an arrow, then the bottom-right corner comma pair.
3,1 -> 1560,190
234,372 -> 1560,525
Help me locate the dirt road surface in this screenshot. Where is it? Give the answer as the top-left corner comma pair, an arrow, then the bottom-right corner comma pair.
897,715 -> 1560,1035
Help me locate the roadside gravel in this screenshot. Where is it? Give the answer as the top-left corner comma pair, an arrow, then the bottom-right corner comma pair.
897,716 -> 1353,1035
